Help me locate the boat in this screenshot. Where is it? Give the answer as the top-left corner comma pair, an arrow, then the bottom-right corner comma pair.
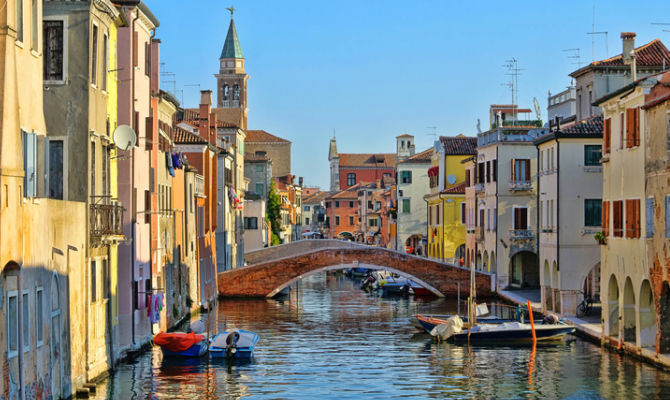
449,321 -> 576,344
154,332 -> 208,358
209,329 -> 259,359
413,314 -> 545,334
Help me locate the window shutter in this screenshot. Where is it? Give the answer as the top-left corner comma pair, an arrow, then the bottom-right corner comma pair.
604,118 -> 611,153
665,196 -> 670,239
626,108 -> 635,148
602,201 -> 609,236
646,197 -> 654,238
511,158 -> 516,182
493,160 -> 497,181
524,159 -> 530,181
634,107 -> 641,147
635,199 -> 641,238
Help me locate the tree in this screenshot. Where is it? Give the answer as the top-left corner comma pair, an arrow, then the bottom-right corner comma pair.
266,180 -> 282,245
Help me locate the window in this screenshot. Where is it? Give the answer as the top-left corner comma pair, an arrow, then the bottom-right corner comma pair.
369,218 -> 378,227
335,216 -> 340,226
486,209 -> 490,230
22,130 -> 37,198
349,201 -> 354,208
255,183 -> 264,196
613,200 -> 623,237
255,164 -> 263,173
304,205 -> 310,212
511,159 -> 530,182
31,0 -> 37,50
102,259 -> 109,300
402,199 -> 410,213
91,25 -> 98,85
347,173 -> 356,187
625,199 -> 640,238
102,146 -> 109,197
197,206 -> 204,236
223,84 -> 229,100
305,217 -> 310,225
91,260 -> 97,303
44,20 -> 64,81
7,291 -> 18,358
646,197 -> 654,238
144,42 -> 150,76
233,84 -> 240,100
486,161 -> 490,183
349,216 -> 354,225
36,287 -> 43,345
477,162 -> 485,183
492,160 -> 497,181
626,107 -> 640,148
367,201 -> 372,209
461,203 -> 466,224
585,199 -> 602,227
603,118 -> 611,154
21,292 -> 29,351
602,201 -> 610,236
620,112 -> 624,150
16,0 -> 23,42
513,207 -> 528,230
244,217 -> 258,230
539,200 -> 544,228
584,145 -> 602,166
90,141 -> 96,196
102,34 -> 108,90
401,170 -> 412,184
325,201 -> 330,209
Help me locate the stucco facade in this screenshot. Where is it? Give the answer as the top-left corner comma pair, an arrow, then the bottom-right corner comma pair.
535,118 -> 603,317
396,149 -> 430,253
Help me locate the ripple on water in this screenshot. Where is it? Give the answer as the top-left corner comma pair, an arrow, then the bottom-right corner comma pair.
93,273 -> 670,399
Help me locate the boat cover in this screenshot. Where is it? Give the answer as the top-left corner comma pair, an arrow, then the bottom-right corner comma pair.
154,332 -> 205,352
469,322 -> 528,332
430,315 -> 464,340
211,330 -> 256,349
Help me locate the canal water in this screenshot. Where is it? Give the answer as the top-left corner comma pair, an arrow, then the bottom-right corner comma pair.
93,272 -> 670,399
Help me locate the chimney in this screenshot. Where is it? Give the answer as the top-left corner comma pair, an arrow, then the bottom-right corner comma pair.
621,32 -> 636,65
299,177 -> 303,187
199,90 -> 212,141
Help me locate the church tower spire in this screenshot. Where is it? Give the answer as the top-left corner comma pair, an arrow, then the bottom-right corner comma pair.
215,6 -> 248,129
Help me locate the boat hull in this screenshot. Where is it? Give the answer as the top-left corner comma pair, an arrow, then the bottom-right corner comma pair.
450,326 -> 576,343
210,330 -> 259,359
160,341 -> 208,358
414,314 -> 544,333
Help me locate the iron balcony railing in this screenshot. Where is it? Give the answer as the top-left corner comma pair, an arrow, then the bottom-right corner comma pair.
90,199 -> 124,238
509,229 -> 534,241
508,180 -> 533,191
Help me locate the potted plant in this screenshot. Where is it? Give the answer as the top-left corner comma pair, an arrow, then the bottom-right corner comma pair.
594,231 -> 607,245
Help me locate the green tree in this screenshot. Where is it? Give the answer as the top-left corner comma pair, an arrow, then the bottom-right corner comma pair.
266,180 -> 282,245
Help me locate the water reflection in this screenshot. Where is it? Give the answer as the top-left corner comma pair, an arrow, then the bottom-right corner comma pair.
93,272 -> 670,399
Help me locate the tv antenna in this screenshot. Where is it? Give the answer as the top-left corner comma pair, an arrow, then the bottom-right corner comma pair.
563,48 -> 582,68
426,126 -> 437,141
651,22 -> 670,33
503,58 -> 522,119
586,1 -> 609,60
160,62 -> 177,96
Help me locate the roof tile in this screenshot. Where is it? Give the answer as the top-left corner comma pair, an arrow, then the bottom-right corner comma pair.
438,136 -> 477,155
246,130 -> 291,143
338,153 -> 397,168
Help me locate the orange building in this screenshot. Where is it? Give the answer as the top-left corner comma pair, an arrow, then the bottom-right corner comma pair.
325,185 -> 360,239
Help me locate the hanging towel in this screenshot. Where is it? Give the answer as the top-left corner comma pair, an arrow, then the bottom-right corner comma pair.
172,153 -> 181,169
150,295 -> 160,324
166,152 -> 175,177
147,294 -> 152,317
158,292 -> 164,312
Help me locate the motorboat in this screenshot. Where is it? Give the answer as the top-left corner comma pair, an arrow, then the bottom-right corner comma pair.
154,332 -> 208,358
449,321 -> 576,344
413,313 -> 544,334
209,329 -> 259,359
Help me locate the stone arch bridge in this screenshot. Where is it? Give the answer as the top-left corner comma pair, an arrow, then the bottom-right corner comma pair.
218,240 -> 494,298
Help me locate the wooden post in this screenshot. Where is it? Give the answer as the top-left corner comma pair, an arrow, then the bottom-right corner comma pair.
527,300 -> 536,343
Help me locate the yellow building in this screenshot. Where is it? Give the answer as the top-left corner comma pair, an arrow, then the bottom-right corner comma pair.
1,1 -> 87,399
424,136 -> 476,262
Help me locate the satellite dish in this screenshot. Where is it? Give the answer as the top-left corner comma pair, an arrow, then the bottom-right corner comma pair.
448,174 -> 457,185
533,97 -> 542,121
113,125 -> 137,151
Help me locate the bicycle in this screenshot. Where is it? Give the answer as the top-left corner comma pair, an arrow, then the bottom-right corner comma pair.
576,291 -> 594,317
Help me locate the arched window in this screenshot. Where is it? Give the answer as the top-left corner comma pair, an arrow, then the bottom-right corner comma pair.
223,84 -> 229,100
233,84 -> 240,100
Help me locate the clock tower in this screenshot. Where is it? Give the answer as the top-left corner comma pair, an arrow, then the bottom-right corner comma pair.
215,8 -> 248,129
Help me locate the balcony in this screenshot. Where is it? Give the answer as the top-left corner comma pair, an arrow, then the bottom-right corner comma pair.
90,199 -> 124,240
508,229 -> 534,241
474,226 -> 484,241
508,180 -> 532,191
195,174 -> 205,198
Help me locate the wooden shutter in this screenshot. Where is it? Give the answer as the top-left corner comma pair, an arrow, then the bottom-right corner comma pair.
604,118 -> 611,154
524,159 -> 530,181
613,200 -> 623,237
625,199 -> 638,238
626,108 -> 635,148
634,107 -> 641,147
144,190 -> 151,224
145,116 -> 153,151
634,199 -> 641,238
602,201 -> 609,236
493,160 -> 497,181
511,159 -> 516,182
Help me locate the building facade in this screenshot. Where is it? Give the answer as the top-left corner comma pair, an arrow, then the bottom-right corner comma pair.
396,144 -> 431,254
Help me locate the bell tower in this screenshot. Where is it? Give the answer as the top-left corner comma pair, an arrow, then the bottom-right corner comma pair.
215,6 -> 248,129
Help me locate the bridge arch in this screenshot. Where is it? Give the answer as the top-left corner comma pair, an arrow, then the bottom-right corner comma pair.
222,240 -> 494,298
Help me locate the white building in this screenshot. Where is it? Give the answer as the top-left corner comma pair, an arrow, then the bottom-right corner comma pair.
535,116 -> 603,316
396,135 -> 431,251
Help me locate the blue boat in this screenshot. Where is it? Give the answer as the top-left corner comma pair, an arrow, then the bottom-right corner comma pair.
209,329 -> 259,359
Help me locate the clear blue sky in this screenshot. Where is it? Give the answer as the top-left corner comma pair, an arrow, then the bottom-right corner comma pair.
144,0 -> 669,189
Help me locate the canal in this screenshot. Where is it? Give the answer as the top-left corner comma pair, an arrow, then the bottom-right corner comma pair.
93,272 -> 670,399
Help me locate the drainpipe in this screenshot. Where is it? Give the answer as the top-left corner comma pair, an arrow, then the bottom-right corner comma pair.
130,5 -> 139,347
495,145 -> 499,284
535,138 -> 541,296
556,138 -> 561,303
439,192 -> 448,262
17,266 -> 24,400
423,196 -> 429,256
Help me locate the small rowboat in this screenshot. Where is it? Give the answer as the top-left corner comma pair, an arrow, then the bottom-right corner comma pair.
209,329 -> 259,359
413,314 -> 545,334
449,322 -> 576,343
154,332 -> 208,358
